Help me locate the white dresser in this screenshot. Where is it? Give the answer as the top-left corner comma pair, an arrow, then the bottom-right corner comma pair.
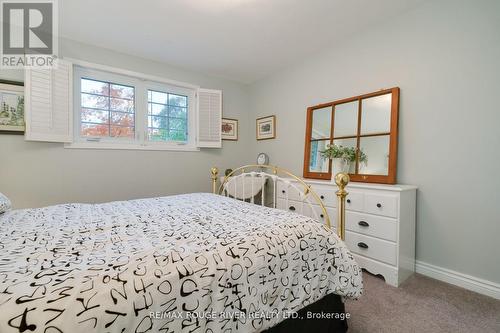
276,179 -> 417,287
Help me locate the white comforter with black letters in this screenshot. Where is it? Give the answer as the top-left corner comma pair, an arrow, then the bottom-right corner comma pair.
0,193 -> 362,332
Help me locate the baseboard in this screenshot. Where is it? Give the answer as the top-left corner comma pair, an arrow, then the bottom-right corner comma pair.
415,260 -> 500,300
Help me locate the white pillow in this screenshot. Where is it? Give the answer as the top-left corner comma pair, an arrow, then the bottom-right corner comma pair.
0,192 -> 12,214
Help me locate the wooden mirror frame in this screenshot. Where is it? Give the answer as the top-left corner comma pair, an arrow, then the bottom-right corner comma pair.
303,87 -> 400,184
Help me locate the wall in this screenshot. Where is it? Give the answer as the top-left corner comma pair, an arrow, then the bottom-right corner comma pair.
0,39 -> 253,208
249,0 -> 500,284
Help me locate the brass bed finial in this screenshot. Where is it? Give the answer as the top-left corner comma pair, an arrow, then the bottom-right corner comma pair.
335,172 -> 350,241
211,167 -> 219,194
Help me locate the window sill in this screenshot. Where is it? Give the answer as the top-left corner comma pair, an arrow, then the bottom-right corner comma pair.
64,142 -> 200,152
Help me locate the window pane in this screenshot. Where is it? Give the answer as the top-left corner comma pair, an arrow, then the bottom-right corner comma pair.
311,106 -> 331,139
360,94 -> 391,135
169,118 -> 186,131
81,123 -> 109,137
332,138 -> 357,174
110,98 -> 134,112
111,112 -> 134,127
168,94 -> 187,107
359,135 -> 390,175
148,115 -> 167,129
80,78 -> 135,139
169,130 -> 187,141
81,79 -> 109,96
150,103 -> 168,116
150,91 -> 168,104
110,84 -> 134,100
110,126 -> 134,138
81,93 -> 109,109
148,128 -> 169,141
81,108 -> 108,124
147,89 -> 189,142
169,106 -> 187,118
308,140 -> 329,173
334,101 -> 358,137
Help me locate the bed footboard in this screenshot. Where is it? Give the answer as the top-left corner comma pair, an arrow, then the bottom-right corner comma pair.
210,165 -> 349,240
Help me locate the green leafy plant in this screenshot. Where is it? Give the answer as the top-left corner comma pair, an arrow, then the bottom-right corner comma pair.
320,144 -> 344,159
321,144 -> 368,165
358,149 -> 368,165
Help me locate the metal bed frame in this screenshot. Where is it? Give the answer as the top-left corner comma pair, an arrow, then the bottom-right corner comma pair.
210,165 -> 349,240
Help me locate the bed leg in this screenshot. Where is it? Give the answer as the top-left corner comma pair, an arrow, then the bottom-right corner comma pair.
211,167 -> 219,194
335,173 -> 350,241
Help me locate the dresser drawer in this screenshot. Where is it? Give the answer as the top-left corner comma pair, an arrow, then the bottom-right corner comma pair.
309,204 -> 337,226
345,190 -> 364,212
310,185 -> 337,207
364,193 -> 398,218
277,182 -> 302,201
346,211 -> 397,242
345,231 -> 397,266
277,198 -> 315,216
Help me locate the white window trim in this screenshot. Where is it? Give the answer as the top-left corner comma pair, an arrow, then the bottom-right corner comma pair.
65,59 -> 200,152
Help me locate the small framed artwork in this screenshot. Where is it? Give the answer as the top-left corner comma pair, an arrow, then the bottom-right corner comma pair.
221,118 -> 238,141
256,115 -> 276,140
0,80 -> 25,134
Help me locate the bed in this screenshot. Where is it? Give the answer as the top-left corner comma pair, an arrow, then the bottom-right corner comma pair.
0,167 -> 362,333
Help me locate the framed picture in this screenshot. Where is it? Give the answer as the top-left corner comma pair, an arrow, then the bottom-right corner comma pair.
221,118 -> 238,141
0,80 -> 25,134
256,115 -> 276,140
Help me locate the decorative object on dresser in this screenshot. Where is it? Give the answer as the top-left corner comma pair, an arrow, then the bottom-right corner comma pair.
303,88 -> 400,184
221,118 -> 238,140
276,178 -> 417,287
256,115 -> 276,140
0,80 -> 24,134
321,144 -> 368,175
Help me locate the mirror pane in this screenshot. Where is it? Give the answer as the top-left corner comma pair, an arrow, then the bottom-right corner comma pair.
358,135 -> 390,175
311,107 -> 332,139
332,138 -> 357,174
361,93 -> 392,135
334,101 -> 358,137
308,140 -> 330,173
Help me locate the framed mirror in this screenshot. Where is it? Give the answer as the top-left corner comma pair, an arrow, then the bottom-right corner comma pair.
303,88 -> 399,184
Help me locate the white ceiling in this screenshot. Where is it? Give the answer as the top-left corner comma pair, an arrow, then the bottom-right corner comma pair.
60,0 -> 426,84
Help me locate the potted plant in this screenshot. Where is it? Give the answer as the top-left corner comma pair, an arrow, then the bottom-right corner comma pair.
321,144 -> 368,175
321,144 -> 350,174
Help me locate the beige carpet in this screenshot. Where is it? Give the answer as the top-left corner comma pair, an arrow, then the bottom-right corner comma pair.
345,272 -> 500,333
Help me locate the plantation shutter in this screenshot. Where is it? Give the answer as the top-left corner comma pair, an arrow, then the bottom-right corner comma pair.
197,88 -> 222,148
24,59 -> 73,142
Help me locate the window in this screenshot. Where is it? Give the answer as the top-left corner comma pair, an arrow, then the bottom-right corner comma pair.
72,66 -> 199,150
147,90 -> 188,142
80,78 -> 135,139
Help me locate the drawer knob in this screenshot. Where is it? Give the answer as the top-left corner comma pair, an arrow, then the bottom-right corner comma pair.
358,221 -> 369,227
347,199 -> 351,204
320,214 -> 324,218
320,195 -> 325,199
289,206 -> 296,211
282,190 -> 286,194
377,203 -> 382,208
357,242 -> 369,249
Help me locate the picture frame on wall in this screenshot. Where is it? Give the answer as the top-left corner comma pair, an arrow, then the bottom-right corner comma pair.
0,80 -> 25,134
256,115 -> 276,140
221,118 -> 238,141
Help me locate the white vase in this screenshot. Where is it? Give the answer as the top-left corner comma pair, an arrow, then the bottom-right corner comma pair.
332,158 -> 350,175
